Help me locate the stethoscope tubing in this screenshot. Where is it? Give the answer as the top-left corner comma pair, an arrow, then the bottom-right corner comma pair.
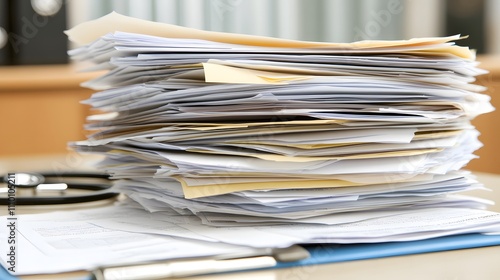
0,172 -> 118,205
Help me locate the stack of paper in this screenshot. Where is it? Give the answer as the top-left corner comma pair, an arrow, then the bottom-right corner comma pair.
68,13 -> 499,231
4,12 -> 500,277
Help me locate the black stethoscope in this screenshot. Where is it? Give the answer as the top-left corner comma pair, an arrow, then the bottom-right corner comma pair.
1,172 -> 118,205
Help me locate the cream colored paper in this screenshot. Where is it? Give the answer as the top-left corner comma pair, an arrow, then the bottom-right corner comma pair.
203,62 -> 310,84
65,12 -> 473,59
179,178 -> 362,199
186,148 -> 442,162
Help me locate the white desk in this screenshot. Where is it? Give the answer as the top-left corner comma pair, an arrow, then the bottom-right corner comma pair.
1,154 -> 500,280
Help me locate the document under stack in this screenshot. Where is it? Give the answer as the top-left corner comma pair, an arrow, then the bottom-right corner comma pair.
67,13 -> 500,246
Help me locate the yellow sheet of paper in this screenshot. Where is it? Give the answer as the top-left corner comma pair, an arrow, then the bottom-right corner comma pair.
203,62 -> 310,84
187,148 -> 442,162
179,119 -> 347,130
179,178 -> 362,199
207,59 -> 352,77
414,130 -> 462,140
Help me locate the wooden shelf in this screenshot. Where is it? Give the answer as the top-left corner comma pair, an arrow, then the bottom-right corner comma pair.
469,55 -> 500,174
0,63 -> 99,91
0,63 -> 101,156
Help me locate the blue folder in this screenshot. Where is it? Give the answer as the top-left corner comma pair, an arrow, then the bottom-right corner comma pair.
2,233 -> 500,279
275,233 -> 500,269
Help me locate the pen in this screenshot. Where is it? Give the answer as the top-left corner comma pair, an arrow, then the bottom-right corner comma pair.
91,245 -> 310,280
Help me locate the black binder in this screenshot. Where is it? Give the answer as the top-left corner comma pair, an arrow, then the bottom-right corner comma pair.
9,0 -> 68,65
445,0 -> 486,54
0,0 -> 10,65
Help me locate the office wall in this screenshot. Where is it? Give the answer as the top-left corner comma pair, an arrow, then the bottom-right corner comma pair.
67,0 -> 405,43
66,0 -> 500,53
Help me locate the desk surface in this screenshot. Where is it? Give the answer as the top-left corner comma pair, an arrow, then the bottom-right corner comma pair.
1,154 -> 500,280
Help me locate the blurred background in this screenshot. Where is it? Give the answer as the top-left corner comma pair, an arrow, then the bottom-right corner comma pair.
1,0 -> 499,65
1,0 -> 500,173
66,0 -> 498,53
